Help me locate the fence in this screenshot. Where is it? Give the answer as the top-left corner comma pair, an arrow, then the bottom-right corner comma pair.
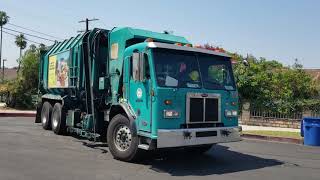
250,109 -> 303,120
311,111 -> 320,118
240,103 -> 320,129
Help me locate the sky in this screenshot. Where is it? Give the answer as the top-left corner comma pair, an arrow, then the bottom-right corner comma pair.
1,0 -> 320,68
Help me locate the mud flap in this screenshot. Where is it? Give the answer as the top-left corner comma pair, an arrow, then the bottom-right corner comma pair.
35,103 -> 42,123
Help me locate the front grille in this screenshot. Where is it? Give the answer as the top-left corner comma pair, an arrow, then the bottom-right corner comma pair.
189,98 -> 203,122
205,98 -> 219,122
187,93 -> 220,123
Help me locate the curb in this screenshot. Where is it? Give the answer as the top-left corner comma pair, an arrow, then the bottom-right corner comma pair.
0,112 -> 36,117
241,134 -> 303,144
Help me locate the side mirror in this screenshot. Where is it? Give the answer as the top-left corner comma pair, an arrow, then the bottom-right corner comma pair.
132,52 -> 146,81
139,53 -> 146,81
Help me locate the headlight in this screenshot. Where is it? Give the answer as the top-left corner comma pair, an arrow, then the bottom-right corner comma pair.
232,110 -> 238,116
225,110 -> 232,117
225,110 -> 238,117
164,110 -> 180,118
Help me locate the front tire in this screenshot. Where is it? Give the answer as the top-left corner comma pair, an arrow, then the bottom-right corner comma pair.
41,102 -> 52,130
107,114 -> 140,162
51,103 -> 66,135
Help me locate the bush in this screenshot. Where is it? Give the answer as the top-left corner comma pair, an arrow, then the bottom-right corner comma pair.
232,54 -> 319,113
5,45 -> 40,109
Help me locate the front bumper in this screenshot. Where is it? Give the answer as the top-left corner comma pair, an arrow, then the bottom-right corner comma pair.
157,126 -> 241,148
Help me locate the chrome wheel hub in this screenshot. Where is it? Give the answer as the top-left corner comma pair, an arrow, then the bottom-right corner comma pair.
52,115 -> 58,129
42,115 -> 47,124
114,125 -> 132,151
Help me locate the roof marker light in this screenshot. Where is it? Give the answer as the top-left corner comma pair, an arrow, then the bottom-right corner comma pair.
145,38 -> 154,42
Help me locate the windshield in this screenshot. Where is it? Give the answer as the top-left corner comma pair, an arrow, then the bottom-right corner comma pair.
153,49 -> 235,90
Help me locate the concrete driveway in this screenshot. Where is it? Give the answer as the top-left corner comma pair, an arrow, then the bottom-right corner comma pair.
0,117 -> 319,180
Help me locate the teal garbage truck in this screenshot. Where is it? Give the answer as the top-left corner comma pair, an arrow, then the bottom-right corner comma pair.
35,27 -> 241,161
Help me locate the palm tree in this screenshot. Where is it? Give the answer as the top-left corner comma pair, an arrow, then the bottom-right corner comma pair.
0,11 -> 9,72
15,34 -> 27,72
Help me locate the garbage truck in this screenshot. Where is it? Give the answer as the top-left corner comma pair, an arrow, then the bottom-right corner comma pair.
35,27 -> 241,161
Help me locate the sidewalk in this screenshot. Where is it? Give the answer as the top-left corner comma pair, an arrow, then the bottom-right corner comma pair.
0,109 -> 36,117
240,124 -> 302,144
241,125 -> 300,132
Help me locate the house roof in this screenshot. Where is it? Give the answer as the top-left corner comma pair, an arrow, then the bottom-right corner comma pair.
304,69 -> 320,81
2,68 -> 18,80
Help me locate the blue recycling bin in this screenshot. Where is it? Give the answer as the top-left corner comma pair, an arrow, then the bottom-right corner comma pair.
301,120 -> 304,137
302,117 -> 320,146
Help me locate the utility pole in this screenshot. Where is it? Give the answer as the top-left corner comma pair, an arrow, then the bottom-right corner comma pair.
78,18 -> 99,32
2,58 -> 6,82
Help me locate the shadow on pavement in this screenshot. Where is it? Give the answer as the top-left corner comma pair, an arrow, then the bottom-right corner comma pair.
144,145 -> 283,176
81,141 -> 109,154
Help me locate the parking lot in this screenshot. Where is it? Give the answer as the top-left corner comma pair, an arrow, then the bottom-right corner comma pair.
0,117 -> 319,180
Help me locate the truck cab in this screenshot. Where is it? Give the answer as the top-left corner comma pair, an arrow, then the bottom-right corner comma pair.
119,41 -> 240,150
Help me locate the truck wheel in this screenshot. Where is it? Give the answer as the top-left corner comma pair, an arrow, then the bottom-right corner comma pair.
41,102 -> 52,130
107,114 -> 140,162
51,103 -> 66,135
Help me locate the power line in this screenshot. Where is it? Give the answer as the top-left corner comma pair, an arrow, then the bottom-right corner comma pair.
79,18 -> 99,32
2,30 -> 44,45
3,27 -> 55,42
7,23 -> 63,40
3,30 -> 42,45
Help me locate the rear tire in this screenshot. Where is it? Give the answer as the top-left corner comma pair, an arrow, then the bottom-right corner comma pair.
51,103 -> 66,135
41,102 -> 52,130
107,114 -> 140,162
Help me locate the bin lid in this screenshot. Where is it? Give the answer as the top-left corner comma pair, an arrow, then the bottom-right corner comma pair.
303,117 -> 320,127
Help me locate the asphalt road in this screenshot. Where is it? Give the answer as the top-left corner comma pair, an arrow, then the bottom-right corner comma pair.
0,117 -> 319,180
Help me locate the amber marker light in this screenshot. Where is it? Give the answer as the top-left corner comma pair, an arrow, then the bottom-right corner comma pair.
164,100 -> 172,105
145,38 -> 154,42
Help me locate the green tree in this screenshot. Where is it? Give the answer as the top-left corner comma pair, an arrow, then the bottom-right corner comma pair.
20,46 -> 40,90
0,11 -> 9,73
202,44 -> 319,113
6,45 -> 40,108
232,53 -> 317,113
15,34 -> 27,72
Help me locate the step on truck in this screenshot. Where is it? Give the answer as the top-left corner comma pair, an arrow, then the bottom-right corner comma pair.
35,27 -> 241,161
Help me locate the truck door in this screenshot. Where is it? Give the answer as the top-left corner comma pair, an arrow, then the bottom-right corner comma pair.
127,53 -> 152,133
